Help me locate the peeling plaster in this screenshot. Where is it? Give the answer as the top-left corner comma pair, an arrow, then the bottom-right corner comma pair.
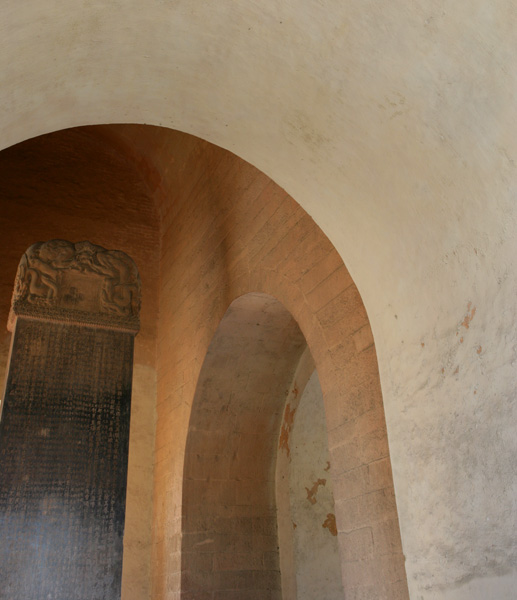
322,513 -> 338,537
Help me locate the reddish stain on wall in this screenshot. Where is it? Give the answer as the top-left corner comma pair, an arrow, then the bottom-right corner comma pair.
322,513 -> 337,536
279,402 -> 297,459
461,302 -> 477,329
306,478 -> 326,505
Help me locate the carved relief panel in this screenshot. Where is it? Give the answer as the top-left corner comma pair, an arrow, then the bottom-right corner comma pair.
9,239 -> 141,331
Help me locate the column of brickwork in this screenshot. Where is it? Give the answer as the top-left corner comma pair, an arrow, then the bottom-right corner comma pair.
0,239 -> 140,600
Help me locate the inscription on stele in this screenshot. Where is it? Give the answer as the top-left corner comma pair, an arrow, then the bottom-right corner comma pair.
0,240 -> 140,600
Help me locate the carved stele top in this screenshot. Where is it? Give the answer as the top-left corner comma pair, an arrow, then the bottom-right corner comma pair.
8,240 -> 141,333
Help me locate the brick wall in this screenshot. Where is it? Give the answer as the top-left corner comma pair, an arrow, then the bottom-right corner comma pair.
109,125 -> 409,600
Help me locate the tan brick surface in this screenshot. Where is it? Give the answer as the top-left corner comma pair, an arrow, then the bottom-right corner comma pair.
140,126 -> 409,599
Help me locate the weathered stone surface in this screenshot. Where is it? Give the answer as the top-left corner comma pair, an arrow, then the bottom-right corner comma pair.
0,319 -> 135,599
9,239 -> 141,332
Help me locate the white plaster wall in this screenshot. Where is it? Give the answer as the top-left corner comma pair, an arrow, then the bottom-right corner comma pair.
1,2 -> 516,598
289,370 -> 344,600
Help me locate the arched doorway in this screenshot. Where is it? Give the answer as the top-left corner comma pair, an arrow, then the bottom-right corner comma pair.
181,293 -> 307,598
181,291 -> 393,599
